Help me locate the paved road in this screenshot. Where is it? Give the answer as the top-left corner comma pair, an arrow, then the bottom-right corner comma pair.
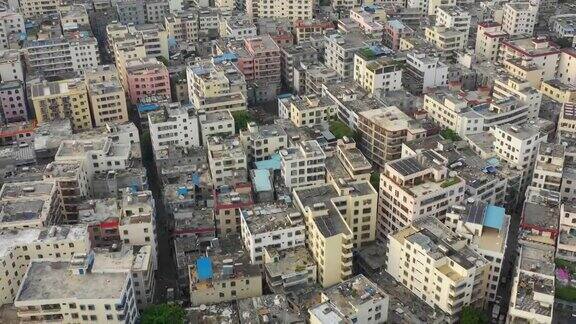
130,107 -> 178,304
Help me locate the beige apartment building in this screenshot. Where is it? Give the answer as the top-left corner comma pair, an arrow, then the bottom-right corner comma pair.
377,152 -> 466,239
445,203 -> 510,302
540,79 -> 576,104
0,225 -> 89,306
293,196 -> 353,287
31,78 -> 93,130
20,0 -> 59,18
277,94 -> 337,127
189,236 -> 262,306
498,38 -> 560,81
86,65 -> 129,127
326,138 -> 372,184
387,217 -> 490,318
207,135 -> 248,187
502,2 -> 538,37
357,106 -> 426,170
293,179 -> 377,248
187,60 -> 247,113
245,0 -> 313,22
240,122 -> 288,162
425,26 -> 468,52
14,257 -> 139,323
43,160 -> 90,224
475,22 -> 508,62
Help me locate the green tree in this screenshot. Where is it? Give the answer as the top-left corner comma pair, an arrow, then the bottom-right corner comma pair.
329,120 -> 355,139
370,172 -> 380,190
460,306 -> 488,324
141,304 -> 186,324
440,128 -> 461,141
555,37 -> 574,49
156,56 -> 170,67
232,110 -> 254,133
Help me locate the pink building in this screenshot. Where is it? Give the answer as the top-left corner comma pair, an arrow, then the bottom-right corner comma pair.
0,80 -> 27,124
383,19 -> 414,50
125,58 -> 171,105
235,35 -> 281,84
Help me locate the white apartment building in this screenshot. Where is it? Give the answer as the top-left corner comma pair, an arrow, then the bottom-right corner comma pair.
0,225 -> 89,305
557,49 -> 576,87
246,0 -> 313,22
353,54 -> 403,94
0,11 -> 24,50
387,217 -> 490,318
0,49 -> 24,81
148,103 -> 200,151
239,122 -> 288,162
93,245 -> 156,308
435,6 -> 471,33
324,32 -> 380,78
240,203 -> 305,264
0,181 -> 62,229
198,110 -> 235,145
558,103 -> 576,140
502,2 -> 538,37
220,16 -> 257,40
165,10 -> 198,50
499,38 -> 560,81
530,143 -> 564,194
475,22 -> 508,62
423,91 -> 531,137
187,60 -> 247,113
492,77 -> 542,120
377,152 -> 466,239
14,258 -> 139,323
23,36 -> 100,76
445,203 -> 510,302
263,246 -> 317,292
119,189 -> 158,268
493,123 -> 548,187
207,135 -> 248,187
55,138 -> 132,177
280,140 -> 326,189
403,52 -> 449,93
507,244 -> 555,324
309,275 -> 389,324
427,0 -> 456,15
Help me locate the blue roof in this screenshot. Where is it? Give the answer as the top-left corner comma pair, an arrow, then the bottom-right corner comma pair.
213,52 -> 238,64
277,93 -> 293,99
483,205 -> 505,230
137,103 -> 160,113
191,172 -> 201,186
196,257 -> 213,281
253,169 -> 272,192
177,187 -> 188,196
255,154 -> 281,170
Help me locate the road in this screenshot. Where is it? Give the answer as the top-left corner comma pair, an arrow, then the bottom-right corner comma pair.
130,107 -> 178,304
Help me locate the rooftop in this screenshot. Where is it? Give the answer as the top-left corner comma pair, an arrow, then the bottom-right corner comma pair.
264,245 -> 315,280
359,106 -> 423,132
323,274 -> 388,317
16,261 -> 128,302
519,244 -> 555,276
237,294 -> 302,324
242,203 -> 303,234
190,236 -> 261,287
0,225 -> 86,258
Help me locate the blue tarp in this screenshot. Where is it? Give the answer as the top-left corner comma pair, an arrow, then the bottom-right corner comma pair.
255,154 -> 281,170
484,205 -> 505,230
253,169 -> 272,192
196,257 -> 213,281
177,187 -> 188,196
191,172 -> 201,186
213,52 -> 238,64
137,103 -> 160,113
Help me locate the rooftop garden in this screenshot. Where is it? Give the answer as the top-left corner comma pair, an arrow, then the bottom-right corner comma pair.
329,120 -> 355,139
358,47 -> 377,60
440,128 -> 460,141
440,177 -> 461,188
555,258 -> 576,302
